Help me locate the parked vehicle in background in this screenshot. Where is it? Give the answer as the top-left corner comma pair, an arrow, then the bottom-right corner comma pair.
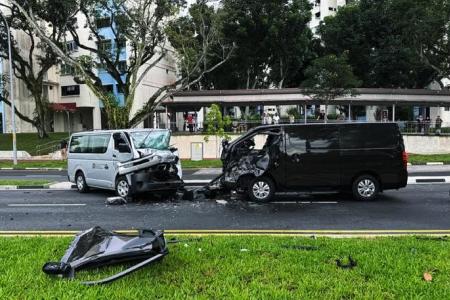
220,123 -> 408,202
68,129 -> 183,198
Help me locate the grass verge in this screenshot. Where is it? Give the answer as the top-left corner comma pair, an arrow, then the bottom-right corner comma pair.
181,159 -> 222,169
0,160 -> 67,169
0,236 -> 448,299
408,154 -> 450,165
0,179 -> 51,186
0,133 -> 69,156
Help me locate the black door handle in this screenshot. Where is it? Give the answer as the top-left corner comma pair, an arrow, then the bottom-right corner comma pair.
112,154 -> 117,158
104,165 -> 109,170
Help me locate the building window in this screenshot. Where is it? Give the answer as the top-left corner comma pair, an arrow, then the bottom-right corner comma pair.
96,17 -> 111,29
61,85 -> 80,96
60,64 -> 76,76
66,41 -> 78,53
98,40 -> 112,52
118,61 -> 127,73
102,84 -> 114,93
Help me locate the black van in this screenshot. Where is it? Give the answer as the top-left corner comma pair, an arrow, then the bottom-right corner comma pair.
220,123 -> 408,202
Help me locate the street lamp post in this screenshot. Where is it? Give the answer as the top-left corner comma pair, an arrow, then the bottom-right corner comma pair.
0,12 -> 17,165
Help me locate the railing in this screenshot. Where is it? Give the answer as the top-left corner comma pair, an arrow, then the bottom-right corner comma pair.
168,119 -> 450,136
36,136 -> 70,156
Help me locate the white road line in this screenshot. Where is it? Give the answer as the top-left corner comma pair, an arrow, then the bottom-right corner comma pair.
7,204 -> 86,207
183,179 -> 211,183
408,176 -> 450,184
276,201 -> 338,204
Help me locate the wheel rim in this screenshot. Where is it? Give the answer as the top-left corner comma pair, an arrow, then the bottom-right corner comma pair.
76,175 -> 84,190
117,180 -> 129,197
357,179 -> 375,198
252,181 -> 270,200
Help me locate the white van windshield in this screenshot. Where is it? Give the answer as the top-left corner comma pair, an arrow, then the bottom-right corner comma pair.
130,130 -> 170,150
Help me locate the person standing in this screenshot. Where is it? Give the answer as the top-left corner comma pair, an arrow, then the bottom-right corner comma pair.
435,115 -> 443,135
289,114 -> 295,124
416,115 -> 423,133
273,112 -> 280,124
267,114 -> 273,125
261,113 -> 267,125
187,114 -> 194,132
60,139 -> 68,159
424,116 -> 431,135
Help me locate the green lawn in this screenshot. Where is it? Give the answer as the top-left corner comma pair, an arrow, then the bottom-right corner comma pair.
408,154 -> 450,165
0,160 -> 67,169
0,179 -> 51,186
181,159 -> 222,169
0,236 -> 448,299
0,133 -> 69,156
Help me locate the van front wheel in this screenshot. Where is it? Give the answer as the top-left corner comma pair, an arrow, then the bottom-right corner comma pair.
352,175 -> 379,201
75,172 -> 89,193
115,176 -> 130,198
248,177 -> 275,203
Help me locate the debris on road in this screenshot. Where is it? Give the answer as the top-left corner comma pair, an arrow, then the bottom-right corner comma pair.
216,200 -> 228,205
335,256 -> 357,269
106,196 -> 127,205
42,226 -> 167,285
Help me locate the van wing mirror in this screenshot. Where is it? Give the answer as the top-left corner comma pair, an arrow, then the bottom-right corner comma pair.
118,143 -> 131,153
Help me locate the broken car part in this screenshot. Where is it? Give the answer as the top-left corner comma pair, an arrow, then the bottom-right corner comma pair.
42,227 -> 168,285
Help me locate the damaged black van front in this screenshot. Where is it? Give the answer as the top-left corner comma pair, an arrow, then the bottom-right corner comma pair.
220,126 -> 284,202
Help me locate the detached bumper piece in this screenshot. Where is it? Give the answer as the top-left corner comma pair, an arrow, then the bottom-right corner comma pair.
42,226 -> 168,285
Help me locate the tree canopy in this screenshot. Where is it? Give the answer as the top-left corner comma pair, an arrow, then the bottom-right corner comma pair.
318,0 -> 450,89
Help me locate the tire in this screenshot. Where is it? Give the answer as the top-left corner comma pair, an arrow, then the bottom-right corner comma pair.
115,176 -> 130,198
352,175 -> 379,201
75,171 -> 89,193
248,177 -> 275,203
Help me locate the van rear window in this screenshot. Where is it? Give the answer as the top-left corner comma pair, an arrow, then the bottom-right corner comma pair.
340,124 -> 398,149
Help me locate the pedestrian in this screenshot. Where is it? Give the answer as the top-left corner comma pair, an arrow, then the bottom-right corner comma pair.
273,112 -> 280,124
261,113 -> 267,125
416,115 -> 423,133
60,139 -> 68,159
267,114 -> 273,125
424,116 -> 431,135
187,114 -> 193,132
435,115 -> 443,135
317,110 -> 325,121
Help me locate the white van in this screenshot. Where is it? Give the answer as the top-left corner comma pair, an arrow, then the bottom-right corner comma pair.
67,129 -> 183,198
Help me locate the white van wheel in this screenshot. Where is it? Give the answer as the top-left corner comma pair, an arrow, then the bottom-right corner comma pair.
75,172 -> 89,193
116,176 -> 130,198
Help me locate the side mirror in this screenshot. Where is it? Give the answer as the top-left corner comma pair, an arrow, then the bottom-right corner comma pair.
118,143 -> 131,153
222,140 -> 229,148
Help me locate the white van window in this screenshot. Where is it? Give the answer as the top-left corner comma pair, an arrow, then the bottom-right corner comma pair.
69,134 -> 110,153
130,131 -> 170,150
69,135 -> 89,153
88,134 -> 111,153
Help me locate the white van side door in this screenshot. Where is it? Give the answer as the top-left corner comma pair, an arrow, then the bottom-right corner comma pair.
87,133 -> 114,188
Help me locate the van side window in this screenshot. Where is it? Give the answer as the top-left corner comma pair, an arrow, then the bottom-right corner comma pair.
340,124 -> 397,149
285,127 -> 308,156
69,135 -> 89,153
88,134 -> 111,153
308,126 -> 339,149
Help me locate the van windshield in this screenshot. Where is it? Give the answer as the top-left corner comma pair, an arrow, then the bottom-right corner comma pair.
130,130 -> 170,150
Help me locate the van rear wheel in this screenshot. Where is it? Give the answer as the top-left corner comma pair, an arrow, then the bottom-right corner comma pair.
352,175 -> 379,201
248,177 -> 275,203
75,171 -> 89,193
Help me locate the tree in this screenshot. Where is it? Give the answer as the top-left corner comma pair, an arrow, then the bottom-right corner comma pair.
0,0 -> 74,137
301,54 -> 361,122
204,103 -> 231,158
185,0 -> 314,90
318,0 -> 450,88
11,0 -> 233,129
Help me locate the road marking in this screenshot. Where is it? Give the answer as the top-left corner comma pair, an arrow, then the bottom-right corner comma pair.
192,169 -> 222,175
183,179 -> 211,183
276,201 -> 338,204
408,176 -> 450,184
7,203 -> 86,207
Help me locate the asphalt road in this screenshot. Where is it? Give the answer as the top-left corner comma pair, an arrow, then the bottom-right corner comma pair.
0,183 -> 448,231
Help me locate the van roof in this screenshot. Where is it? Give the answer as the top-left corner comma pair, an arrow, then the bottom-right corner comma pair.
70,128 -> 169,136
